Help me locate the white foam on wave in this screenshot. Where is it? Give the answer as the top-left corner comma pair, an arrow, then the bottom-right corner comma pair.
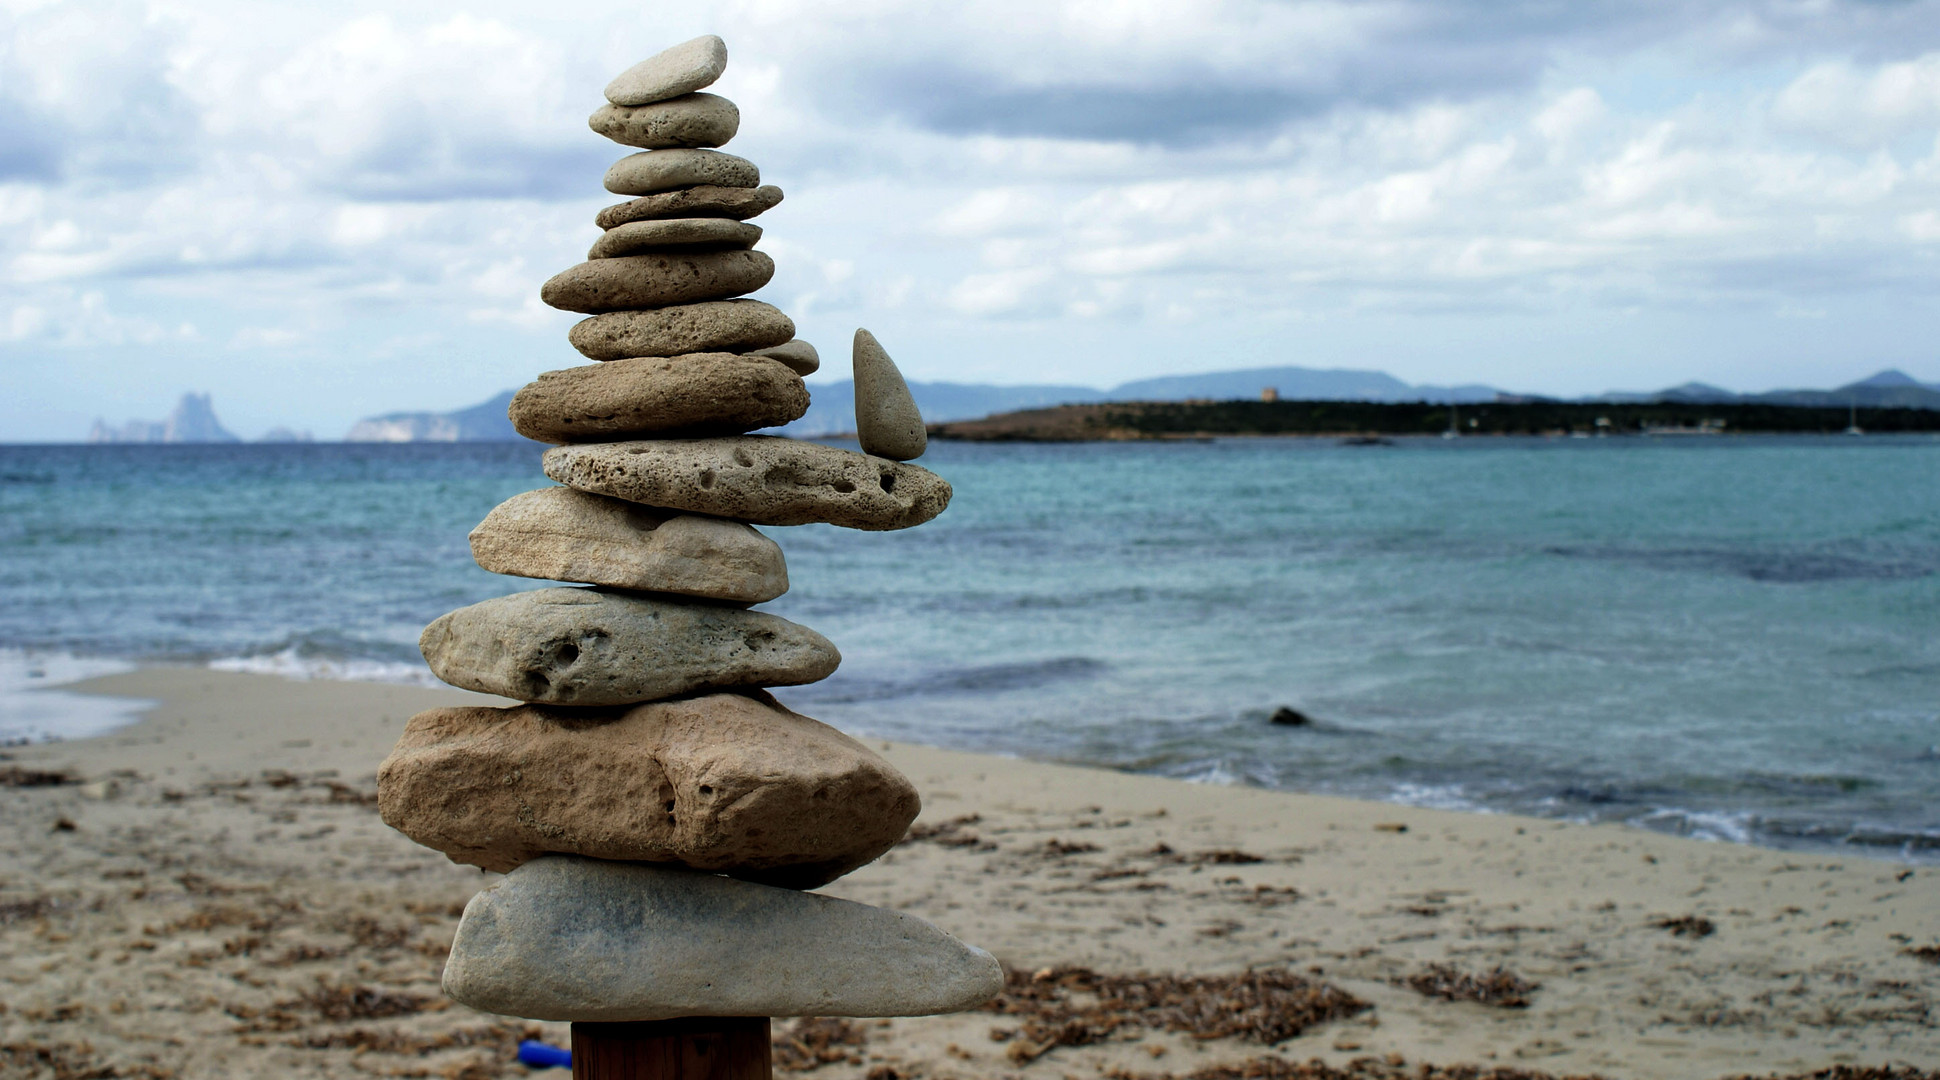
207,648 -> 441,687
0,648 -> 151,744
1387,782 -> 1489,813
1634,807 -> 1756,845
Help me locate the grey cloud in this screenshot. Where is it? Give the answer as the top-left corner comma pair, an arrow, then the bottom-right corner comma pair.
798,0 -> 1940,146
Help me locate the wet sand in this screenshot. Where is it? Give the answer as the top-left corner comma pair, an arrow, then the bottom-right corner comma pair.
2,668 -> 1935,1079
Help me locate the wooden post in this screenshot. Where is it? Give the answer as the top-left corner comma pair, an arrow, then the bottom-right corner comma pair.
572,1017 -> 772,1080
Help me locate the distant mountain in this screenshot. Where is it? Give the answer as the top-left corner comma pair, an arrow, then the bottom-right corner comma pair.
1595,370 -> 1940,411
344,390 -> 529,442
88,393 -> 240,444
778,365 -> 1507,436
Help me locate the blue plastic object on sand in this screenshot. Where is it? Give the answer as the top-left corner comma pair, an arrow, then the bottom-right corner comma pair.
518,1040 -> 572,1069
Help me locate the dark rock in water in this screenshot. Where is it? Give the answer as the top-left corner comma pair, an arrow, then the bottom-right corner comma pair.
1268,706 -> 1313,727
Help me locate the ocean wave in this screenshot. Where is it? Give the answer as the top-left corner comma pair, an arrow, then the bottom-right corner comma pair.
207,648 -> 440,687
0,648 -> 149,743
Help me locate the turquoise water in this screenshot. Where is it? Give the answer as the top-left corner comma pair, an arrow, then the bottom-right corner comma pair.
2,437 -> 1936,859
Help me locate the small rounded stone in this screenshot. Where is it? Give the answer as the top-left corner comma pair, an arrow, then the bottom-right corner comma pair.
751,339 -> 819,376
589,93 -> 739,150
605,149 -> 758,196
589,218 -> 761,259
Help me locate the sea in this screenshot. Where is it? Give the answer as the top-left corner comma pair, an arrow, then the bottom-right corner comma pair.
2,436 -> 1936,862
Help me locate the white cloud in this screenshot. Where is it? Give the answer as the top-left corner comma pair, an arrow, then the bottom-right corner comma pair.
2,0 -> 1939,440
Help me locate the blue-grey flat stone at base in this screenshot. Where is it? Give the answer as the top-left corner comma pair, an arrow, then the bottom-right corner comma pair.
443,856 -> 1005,1021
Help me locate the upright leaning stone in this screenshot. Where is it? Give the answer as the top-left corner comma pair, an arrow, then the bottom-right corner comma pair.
853,328 -> 926,461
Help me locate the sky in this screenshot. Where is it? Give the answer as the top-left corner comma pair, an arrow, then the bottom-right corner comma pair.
3,0 -> 1939,441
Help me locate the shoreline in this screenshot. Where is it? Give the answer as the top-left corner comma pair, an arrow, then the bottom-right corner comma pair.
8,657 -> 1934,868
1,667 -> 1936,1079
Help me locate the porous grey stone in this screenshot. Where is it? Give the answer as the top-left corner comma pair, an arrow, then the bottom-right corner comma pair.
377,691 -> 916,885
419,587 -> 838,705
541,251 -> 774,314
605,35 -> 727,107
751,338 -> 819,376
853,328 -> 926,461
569,300 -> 795,361
570,296 -> 791,360
590,93 -> 739,150
508,353 -> 807,443
470,487 -> 787,603
589,218 -> 761,259
443,856 -> 1006,1021
596,185 -> 783,229
544,437 -> 951,531
605,149 -> 758,196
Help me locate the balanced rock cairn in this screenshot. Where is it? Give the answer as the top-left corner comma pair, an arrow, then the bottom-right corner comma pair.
375,34 -> 1000,1046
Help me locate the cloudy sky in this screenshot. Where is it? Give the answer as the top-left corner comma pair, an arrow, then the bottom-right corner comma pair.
4,0 -> 1939,440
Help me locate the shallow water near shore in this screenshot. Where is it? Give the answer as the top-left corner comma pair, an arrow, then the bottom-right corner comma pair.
1,436 -> 1936,859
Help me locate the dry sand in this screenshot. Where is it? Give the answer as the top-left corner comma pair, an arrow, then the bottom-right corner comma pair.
2,668 -> 1935,1079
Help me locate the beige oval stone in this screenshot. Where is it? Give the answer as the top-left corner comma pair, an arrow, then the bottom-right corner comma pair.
853,328 -> 927,461
420,587 -> 838,705
378,692 -> 918,887
605,35 -> 727,107
751,338 -> 819,376
588,218 -> 761,260
509,354 -> 807,443
596,185 -> 783,229
441,857 -> 1005,1022
569,300 -> 795,361
541,250 -> 774,314
470,487 -> 787,603
543,436 -> 951,531
590,93 -> 739,149
605,149 -> 758,196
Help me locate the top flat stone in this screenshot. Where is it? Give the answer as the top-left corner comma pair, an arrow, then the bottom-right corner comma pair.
443,856 -> 1005,1022
605,35 -> 727,107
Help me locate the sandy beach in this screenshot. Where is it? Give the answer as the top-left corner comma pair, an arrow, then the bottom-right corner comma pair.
2,668 -> 1935,1079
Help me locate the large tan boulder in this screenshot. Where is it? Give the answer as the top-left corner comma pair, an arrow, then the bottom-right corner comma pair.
420,587 -> 838,705
377,692 -> 920,888
596,184 -> 783,229
541,251 -> 774,314
507,353 -> 808,443
470,487 -> 787,603
543,436 -> 952,531
589,94 -> 738,149
569,300 -> 794,361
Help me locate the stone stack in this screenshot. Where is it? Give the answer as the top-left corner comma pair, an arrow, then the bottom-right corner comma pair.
375,35 -> 1000,1024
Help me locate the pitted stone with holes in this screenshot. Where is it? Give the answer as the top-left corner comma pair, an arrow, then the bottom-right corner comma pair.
419,587 -> 838,705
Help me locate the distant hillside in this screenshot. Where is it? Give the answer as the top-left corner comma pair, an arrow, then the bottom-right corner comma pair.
89,392 -> 239,444
1597,369 -> 1940,411
344,365 -> 1938,442
344,390 -> 529,443
931,400 -> 1940,441
777,365 -> 1506,436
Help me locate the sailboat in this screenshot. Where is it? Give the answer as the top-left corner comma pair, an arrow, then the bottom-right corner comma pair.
1442,402 -> 1459,439
1846,401 -> 1864,436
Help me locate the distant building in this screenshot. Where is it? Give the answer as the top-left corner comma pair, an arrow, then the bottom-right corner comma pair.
1261,387 -> 1280,402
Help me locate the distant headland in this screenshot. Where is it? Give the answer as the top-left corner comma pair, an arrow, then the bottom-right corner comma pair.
79,367 -> 1940,443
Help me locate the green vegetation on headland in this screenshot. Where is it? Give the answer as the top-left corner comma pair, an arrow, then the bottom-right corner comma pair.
927,400 -> 1940,441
